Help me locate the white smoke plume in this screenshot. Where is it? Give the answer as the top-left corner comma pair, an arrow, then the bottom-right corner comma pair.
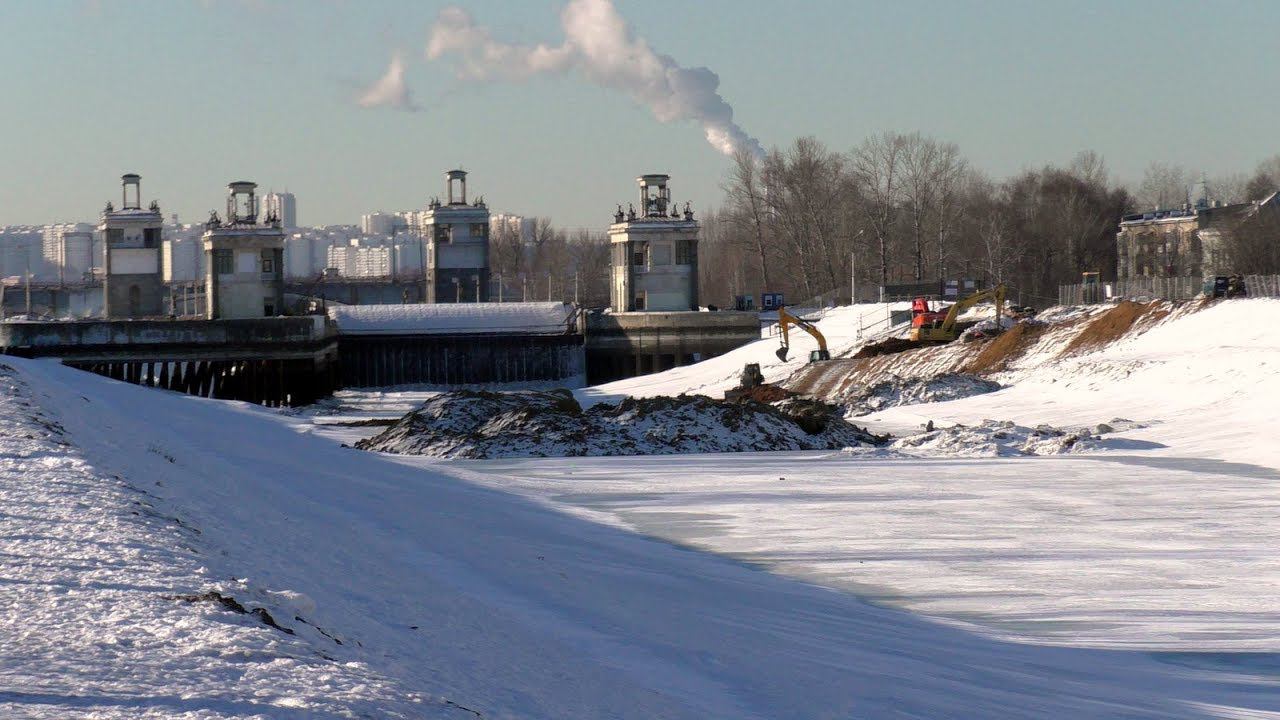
358,51 -> 420,112
426,0 -> 762,157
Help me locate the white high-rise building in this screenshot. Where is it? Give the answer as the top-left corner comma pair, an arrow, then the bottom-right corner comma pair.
41,223 -> 95,283
361,211 -> 408,236
0,226 -> 45,280
490,213 -> 533,244
260,191 -> 297,229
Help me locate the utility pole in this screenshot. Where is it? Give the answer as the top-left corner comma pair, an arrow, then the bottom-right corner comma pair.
497,273 -> 503,303
574,272 -> 579,304
522,275 -> 527,302
547,273 -> 552,302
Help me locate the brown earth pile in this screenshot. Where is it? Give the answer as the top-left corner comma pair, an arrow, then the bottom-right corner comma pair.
964,321 -> 1049,374
1060,301 -> 1169,356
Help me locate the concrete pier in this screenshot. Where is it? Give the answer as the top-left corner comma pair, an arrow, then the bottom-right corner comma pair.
0,316 -> 338,406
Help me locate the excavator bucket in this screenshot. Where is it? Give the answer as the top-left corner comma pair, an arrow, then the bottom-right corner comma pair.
775,345 -> 790,363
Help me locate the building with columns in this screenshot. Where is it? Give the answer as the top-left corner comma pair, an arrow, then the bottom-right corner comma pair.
100,174 -> 165,318
608,174 -> 699,312
202,181 -> 285,319
422,170 -> 490,303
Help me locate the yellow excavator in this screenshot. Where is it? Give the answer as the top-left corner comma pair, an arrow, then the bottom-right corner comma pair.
909,285 -> 1006,344
776,306 -> 831,363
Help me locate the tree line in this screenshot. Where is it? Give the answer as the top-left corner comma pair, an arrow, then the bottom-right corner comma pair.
492,138 -> 1280,309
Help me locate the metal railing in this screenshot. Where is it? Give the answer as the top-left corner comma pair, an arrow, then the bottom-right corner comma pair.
1058,274 -> 1280,305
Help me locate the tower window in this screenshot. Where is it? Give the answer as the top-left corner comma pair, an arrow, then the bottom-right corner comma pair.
212,249 -> 234,275
676,239 -> 695,265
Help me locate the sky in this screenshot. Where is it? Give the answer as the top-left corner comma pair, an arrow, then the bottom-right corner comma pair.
0,0 -> 1276,229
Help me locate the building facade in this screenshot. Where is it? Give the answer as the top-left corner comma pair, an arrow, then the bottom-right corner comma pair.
608,174 -> 699,312
42,223 -> 95,283
260,191 -> 297,229
422,170 -> 490,303
1116,193 -> 1280,279
101,174 -> 165,318
202,181 -> 285,319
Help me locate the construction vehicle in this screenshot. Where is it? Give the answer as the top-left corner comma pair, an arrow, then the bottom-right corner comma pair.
909,285 -> 1006,344
776,306 -> 831,363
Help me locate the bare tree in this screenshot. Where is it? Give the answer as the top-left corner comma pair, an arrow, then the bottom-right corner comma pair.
1137,162 -> 1192,210
850,132 -> 907,285
723,148 -> 774,291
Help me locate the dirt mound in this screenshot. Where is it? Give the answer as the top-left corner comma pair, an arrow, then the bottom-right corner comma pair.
964,321 -> 1049,374
1061,300 -> 1169,356
853,337 -> 918,359
355,390 -> 886,458
843,373 -> 1002,416
728,384 -> 795,403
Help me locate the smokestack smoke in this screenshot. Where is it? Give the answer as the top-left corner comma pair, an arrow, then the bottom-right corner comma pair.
426,0 -> 762,157
358,51 -> 419,112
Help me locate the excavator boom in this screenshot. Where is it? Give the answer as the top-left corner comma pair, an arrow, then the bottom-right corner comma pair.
776,306 -> 831,363
909,285 -> 1006,343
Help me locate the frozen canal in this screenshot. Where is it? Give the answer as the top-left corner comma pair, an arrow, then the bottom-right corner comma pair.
445,450 -> 1280,652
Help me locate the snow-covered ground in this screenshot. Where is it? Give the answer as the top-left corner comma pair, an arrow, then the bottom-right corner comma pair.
5,297 -> 1280,718
577,302 -> 912,406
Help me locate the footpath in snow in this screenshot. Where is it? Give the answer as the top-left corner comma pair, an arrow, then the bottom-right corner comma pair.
7,355 -> 1280,718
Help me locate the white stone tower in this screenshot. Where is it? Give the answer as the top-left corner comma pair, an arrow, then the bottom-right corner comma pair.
101,173 -> 164,318
608,174 -> 699,312
422,170 -> 490,303
201,181 -> 285,319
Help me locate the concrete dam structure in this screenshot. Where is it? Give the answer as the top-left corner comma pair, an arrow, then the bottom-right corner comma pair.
327,302 -> 584,387
0,316 -> 338,407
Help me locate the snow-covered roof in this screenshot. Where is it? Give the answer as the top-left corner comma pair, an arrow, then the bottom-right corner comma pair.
328,302 -> 577,336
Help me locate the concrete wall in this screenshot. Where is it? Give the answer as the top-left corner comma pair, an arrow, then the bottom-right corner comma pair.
0,316 -> 331,356
339,333 -> 583,387
584,310 -> 758,384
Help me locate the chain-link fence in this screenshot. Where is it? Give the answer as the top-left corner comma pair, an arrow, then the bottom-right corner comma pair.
1058,275 -> 1280,305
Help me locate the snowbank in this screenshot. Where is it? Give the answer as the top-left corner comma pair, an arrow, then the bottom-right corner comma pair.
328,301 -> 575,335
842,373 -> 1001,417
576,302 -> 912,406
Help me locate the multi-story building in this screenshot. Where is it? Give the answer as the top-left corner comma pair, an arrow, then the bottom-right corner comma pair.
100,174 -> 165,318
490,213 -> 533,245
0,226 -> 44,279
260,191 -> 297,229
202,181 -> 285,318
608,174 -> 699,312
39,223 -> 94,283
361,211 -> 408,236
422,170 -> 490,302
1116,192 -> 1280,279
162,224 -> 206,284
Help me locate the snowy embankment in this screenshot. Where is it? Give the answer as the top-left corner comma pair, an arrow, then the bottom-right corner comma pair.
576,302 -> 911,406
7,357 -> 1280,717
439,298 -> 1280,654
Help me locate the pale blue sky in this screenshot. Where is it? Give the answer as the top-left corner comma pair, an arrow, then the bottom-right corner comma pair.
1,0 -> 1276,228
